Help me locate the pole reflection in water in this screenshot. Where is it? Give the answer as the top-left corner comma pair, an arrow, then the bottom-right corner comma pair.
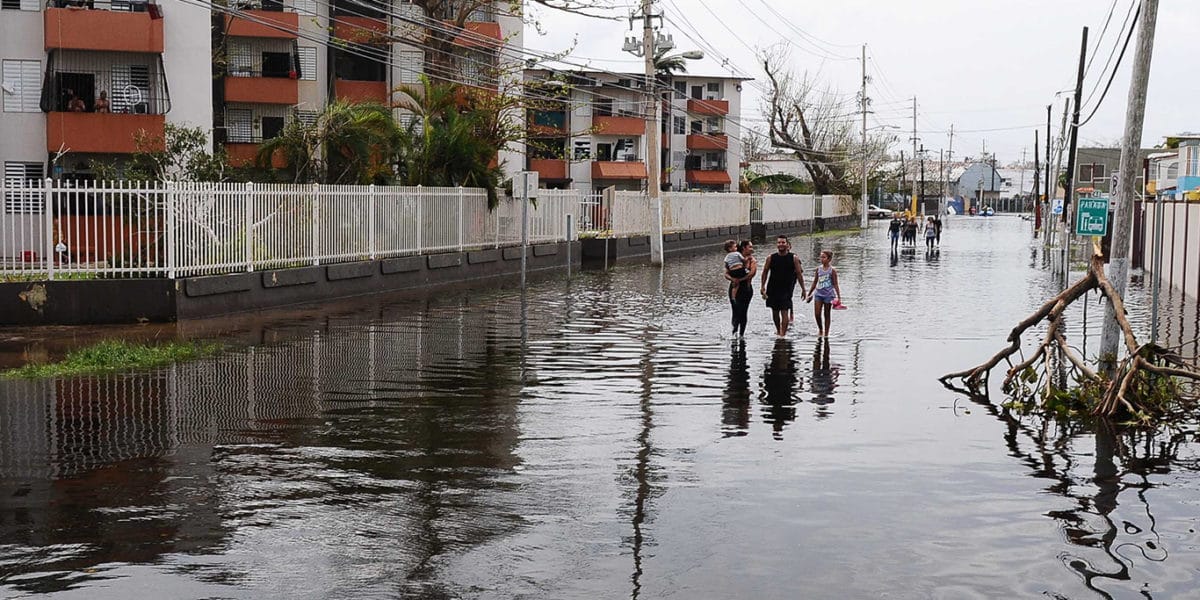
967,392 -> 1194,599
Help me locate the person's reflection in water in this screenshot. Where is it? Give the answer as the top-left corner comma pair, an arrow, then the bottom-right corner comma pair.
759,338 -> 799,440
810,338 -> 839,417
889,247 -> 899,268
721,339 -> 751,437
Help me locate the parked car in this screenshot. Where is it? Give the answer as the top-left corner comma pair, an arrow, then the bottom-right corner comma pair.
867,204 -> 891,219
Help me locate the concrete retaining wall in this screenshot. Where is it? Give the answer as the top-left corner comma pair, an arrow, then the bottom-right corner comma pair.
2,241 -> 580,325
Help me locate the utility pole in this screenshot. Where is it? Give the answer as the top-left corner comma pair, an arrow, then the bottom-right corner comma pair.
639,0 -> 664,265
989,146 -> 996,211
1042,104 -> 1051,237
899,150 -> 907,207
1050,98 -> 1071,250
1060,27 -> 1089,285
1019,148 -> 1027,213
1033,131 -> 1041,232
919,145 -> 926,216
860,44 -> 869,229
939,149 -> 945,197
910,97 -> 918,215
1101,0 -> 1159,372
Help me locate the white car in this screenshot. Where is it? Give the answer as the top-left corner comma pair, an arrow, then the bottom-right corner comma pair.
867,204 -> 891,219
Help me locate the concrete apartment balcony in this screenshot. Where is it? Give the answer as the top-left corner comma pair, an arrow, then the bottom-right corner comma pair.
226,10 -> 299,38
686,133 -> 728,151
593,161 -> 647,181
592,115 -> 645,136
529,159 -> 568,181
224,75 -> 298,105
47,112 -> 164,154
333,16 -> 389,44
44,7 -> 164,53
686,169 -> 732,186
687,99 -> 729,116
452,20 -> 502,49
335,79 -> 389,104
225,143 -> 286,168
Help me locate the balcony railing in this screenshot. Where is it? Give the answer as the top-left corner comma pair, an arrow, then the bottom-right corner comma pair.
42,66 -> 171,115
224,66 -> 300,104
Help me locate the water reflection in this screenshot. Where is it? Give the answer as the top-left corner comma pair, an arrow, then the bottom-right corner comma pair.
759,339 -> 799,439
721,340 -> 751,437
810,338 -> 839,412
968,392 -> 1198,599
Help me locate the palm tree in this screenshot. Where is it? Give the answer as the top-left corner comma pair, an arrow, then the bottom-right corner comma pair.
257,101 -> 402,185
393,76 -> 504,207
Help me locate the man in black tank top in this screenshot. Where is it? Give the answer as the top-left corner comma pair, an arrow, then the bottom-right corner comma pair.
759,235 -> 806,337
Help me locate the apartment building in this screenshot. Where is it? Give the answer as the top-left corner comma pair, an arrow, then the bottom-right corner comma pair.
1,0 -> 212,185
213,0 -> 524,174
525,68 -> 748,193
1,0 -> 523,186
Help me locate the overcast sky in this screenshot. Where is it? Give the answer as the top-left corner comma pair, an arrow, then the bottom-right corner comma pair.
525,0 -> 1199,164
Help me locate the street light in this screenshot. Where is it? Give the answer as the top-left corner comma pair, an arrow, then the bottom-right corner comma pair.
623,4 -> 703,265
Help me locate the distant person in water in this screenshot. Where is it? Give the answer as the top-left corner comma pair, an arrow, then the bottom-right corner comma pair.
925,216 -> 937,250
888,213 -> 903,250
934,215 -> 943,246
805,250 -> 843,337
725,240 -> 756,337
759,235 -> 805,337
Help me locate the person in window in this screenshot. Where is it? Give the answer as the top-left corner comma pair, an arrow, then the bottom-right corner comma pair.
94,91 -> 110,113
67,91 -> 86,113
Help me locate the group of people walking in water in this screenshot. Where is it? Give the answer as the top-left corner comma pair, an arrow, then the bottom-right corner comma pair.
723,235 -> 842,339
888,213 -> 942,250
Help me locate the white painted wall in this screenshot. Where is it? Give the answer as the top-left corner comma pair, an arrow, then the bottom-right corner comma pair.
162,0 -> 214,145
0,8 -> 48,166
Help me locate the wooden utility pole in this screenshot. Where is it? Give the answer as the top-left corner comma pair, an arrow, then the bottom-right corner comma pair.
1034,130 -> 1041,232
910,97 -> 918,214
860,44 -> 869,229
640,0 -> 664,265
1101,0 -> 1159,372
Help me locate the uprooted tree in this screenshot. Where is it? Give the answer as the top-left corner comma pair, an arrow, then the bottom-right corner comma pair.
760,48 -> 893,196
940,243 -> 1200,423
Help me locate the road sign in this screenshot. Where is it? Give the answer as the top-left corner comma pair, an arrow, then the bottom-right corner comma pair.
1051,198 -> 1064,215
1075,197 -> 1109,237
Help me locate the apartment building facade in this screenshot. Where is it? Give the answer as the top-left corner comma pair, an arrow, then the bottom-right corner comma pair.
1,0 -> 212,185
525,68 -> 747,193
1,0 -> 523,187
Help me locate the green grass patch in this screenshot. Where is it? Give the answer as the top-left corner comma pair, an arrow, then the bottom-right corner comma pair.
2,339 -> 221,379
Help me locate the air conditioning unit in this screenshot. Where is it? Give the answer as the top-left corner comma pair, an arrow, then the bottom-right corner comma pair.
621,153 -> 637,162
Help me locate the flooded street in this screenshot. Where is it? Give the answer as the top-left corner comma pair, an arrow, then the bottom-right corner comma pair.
2,216 -> 1199,599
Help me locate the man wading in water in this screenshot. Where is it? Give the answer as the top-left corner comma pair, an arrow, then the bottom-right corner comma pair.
759,235 -> 805,337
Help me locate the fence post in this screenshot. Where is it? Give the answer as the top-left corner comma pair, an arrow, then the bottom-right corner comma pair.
415,185 -> 423,253
367,183 -> 376,260
243,182 -> 254,272
457,186 -> 465,252
494,199 -> 500,249
312,183 -> 321,266
44,178 -> 54,281
165,180 -> 176,279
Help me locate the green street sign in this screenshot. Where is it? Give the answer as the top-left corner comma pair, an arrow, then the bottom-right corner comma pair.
1075,197 -> 1109,237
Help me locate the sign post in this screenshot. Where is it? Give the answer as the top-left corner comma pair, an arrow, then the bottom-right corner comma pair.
1074,196 -> 1109,237
514,171 -> 539,288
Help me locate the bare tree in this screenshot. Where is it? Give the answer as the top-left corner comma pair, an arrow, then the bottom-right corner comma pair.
760,48 -> 891,196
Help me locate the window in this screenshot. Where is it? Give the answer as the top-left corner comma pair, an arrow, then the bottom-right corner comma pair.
706,82 -> 721,96
295,109 -> 318,126
298,47 -> 317,81
396,50 -> 421,84
261,116 -> 285,139
4,162 -> 44,214
1090,163 -> 1105,181
2,60 -> 41,113
691,85 -> 703,100
573,140 -> 590,160
261,52 -> 292,78
690,120 -> 702,134
292,0 -> 317,15
1,0 -> 39,10
111,64 -> 151,113
706,117 -> 721,133
593,98 -> 612,117
225,108 -> 253,142
673,80 -> 686,99
673,116 -> 685,135
595,142 -> 612,162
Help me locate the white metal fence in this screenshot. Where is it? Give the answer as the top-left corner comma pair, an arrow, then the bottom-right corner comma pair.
1,179 -> 578,279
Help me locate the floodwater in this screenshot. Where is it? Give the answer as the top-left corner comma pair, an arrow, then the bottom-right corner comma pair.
2,217 -> 1199,599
